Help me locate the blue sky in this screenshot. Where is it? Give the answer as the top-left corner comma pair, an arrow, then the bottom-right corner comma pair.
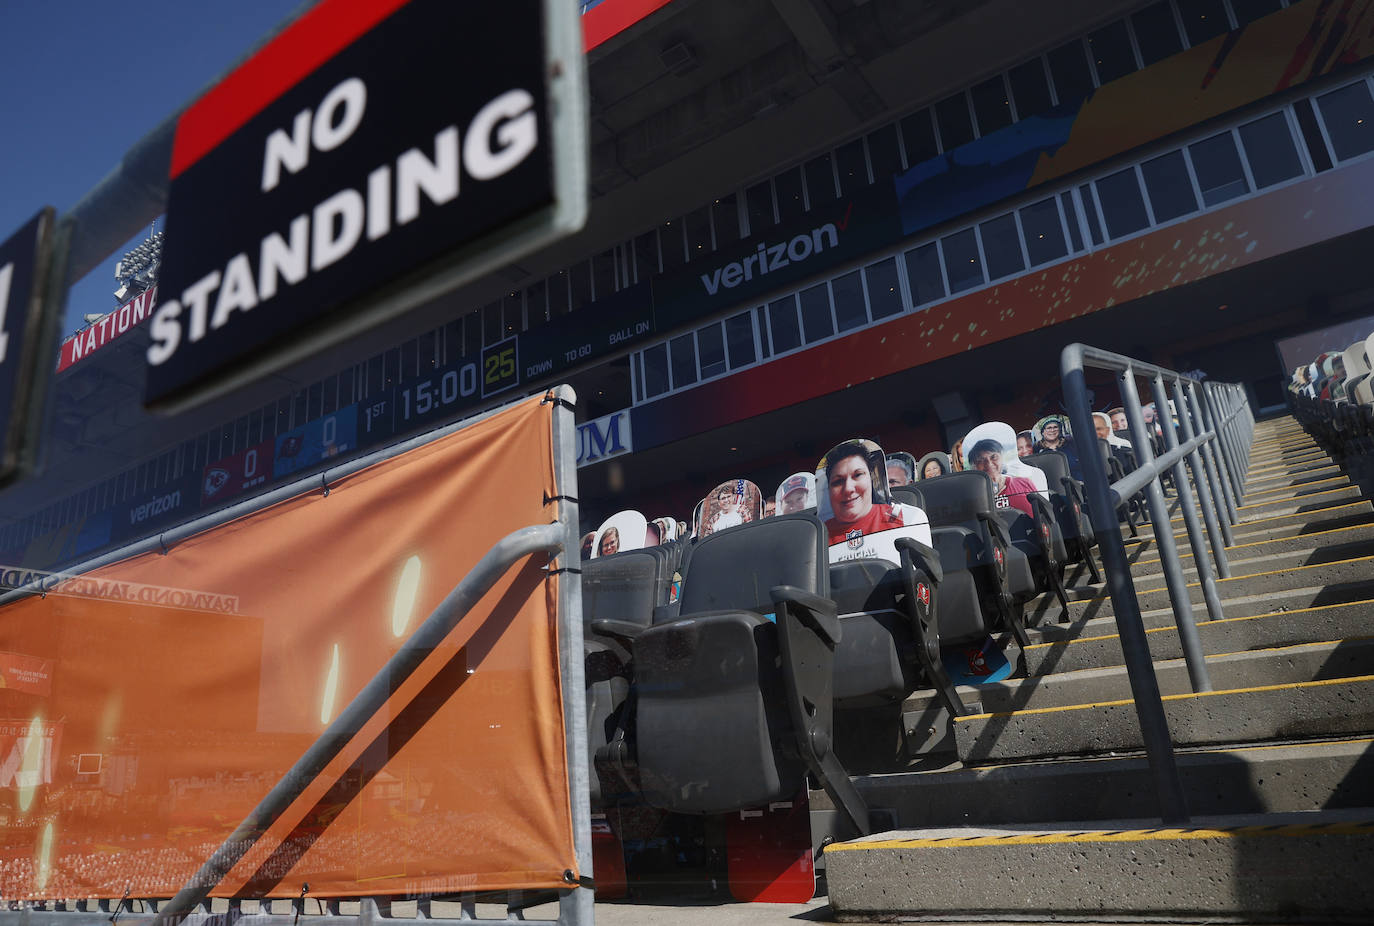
0,2 -> 300,338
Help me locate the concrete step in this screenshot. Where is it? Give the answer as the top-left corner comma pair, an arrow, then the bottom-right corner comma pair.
1125,497 -> 1373,546
1243,464 -> 1344,492
1127,537 -> 1374,587
1023,598 -> 1374,676
1242,472 -> 1350,501
953,674 -> 1374,764
824,809 -> 1374,922
842,738 -> 1374,828
950,637 -> 1374,711
1127,521 -> 1374,572
1032,555 -> 1374,624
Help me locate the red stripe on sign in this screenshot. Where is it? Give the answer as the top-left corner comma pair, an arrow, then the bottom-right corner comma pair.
583,0 -> 675,51
170,0 -> 411,179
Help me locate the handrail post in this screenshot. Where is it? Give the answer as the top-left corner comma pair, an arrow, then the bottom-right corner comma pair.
1199,385 -> 1242,522
1120,370 -> 1213,692
1151,374 -> 1226,626
1061,348 -> 1189,823
1186,382 -> 1236,548
1173,380 -> 1231,579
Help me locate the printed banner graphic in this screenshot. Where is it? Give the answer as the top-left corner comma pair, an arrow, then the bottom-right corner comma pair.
0,395 -> 575,900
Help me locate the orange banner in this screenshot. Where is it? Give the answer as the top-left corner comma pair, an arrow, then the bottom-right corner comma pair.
0,394 -> 575,900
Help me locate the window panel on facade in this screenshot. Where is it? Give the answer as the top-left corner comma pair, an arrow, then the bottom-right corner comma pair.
1177,0 -> 1230,46
685,206 -> 712,261
866,124 -> 903,183
799,283 -> 835,342
634,230 -> 659,281
1087,20 -> 1138,84
1021,198 -> 1069,265
1189,132 -> 1250,205
712,194 -> 741,248
1047,40 -> 1095,104
831,269 -> 868,332
1140,150 -> 1198,222
641,344 -> 669,398
979,213 -> 1026,280
904,242 -> 945,307
725,311 -> 757,368
768,295 -> 803,353
1229,0 -> 1283,27
1238,112 -> 1305,188
941,228 -> 985,294
971,75 -> 1013,136
669,333 -> 697,389
1317,82 -> 1374,161
935,93 -> 975,149
1094,168 -> 1150,238
1131,2 -> 1184,66
697,323 -> 727,378
805,153 -> 838,207
836,139 -> 869,195
592,250 -> 617,299
900,109 -> 939,164
659,220 -> 685,272
865,257 -> 903,319
1293,98 -> 1335,171
1008,59 -> 1053,119
1060,192 -> 1085,250
746,181 -> 775,232
775,167 -> 806,223
570,261 -> 592,312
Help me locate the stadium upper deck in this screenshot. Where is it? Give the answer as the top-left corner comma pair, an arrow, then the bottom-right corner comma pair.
6,0 -> 1374,569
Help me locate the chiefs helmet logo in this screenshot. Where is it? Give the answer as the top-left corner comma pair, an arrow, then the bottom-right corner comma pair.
846,529 -> 865,550
203,468 -> 230,498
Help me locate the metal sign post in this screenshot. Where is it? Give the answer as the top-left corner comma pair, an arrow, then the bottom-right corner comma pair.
145,0 -> 588,413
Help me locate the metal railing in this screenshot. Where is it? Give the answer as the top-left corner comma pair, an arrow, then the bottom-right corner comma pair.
1061,344 -> 1253,824
0,386 -> 592,926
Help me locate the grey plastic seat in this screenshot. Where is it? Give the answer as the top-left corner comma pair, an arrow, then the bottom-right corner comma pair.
1022,450 -> 1101,583
604,513 -> 871,835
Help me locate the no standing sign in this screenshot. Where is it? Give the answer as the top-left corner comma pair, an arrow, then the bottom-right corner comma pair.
146,0 -> 588,412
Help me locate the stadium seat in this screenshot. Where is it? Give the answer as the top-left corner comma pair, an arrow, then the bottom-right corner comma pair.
1022,450 -> 1101,584
604,513 -> 871,834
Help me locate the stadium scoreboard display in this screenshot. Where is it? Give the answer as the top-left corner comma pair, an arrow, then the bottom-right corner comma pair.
147,0 -> 588,412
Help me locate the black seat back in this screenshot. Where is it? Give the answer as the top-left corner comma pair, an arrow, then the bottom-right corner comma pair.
890,484 -> 926,510
581,547 -> 671,629
678,512 -> 827,615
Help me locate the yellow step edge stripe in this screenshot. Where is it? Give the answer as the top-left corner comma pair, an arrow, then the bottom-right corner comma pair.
1234,485 -> 1354,512
826,819 -> 1374,852
1023,597 -> 1374,650
1131,522 -> 1374,568
954,673 -> 1374,722
1246,456 -> 1332,473
1243,475 -> 1349,499
1135,553 -> 1374,596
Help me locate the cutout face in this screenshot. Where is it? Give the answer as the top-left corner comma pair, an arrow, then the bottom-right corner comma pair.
917,451 -> 949,481
1016,431 -> 1034,458
816,438 -> 931,565
592,510 -> 649,558
1032,415 -> 1072,449
961,423 -> 1040,518
776,472 -> 817,515
886,451 -> 916,487
700,479 -> 763,537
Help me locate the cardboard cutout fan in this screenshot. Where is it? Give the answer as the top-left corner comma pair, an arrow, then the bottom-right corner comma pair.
579,531 -> 596,559
885,451 -> 917,488
651,516 -> 679,543
700,478 -> 764,538
690,500 -> 705,538
591,510 -> 649,558
775,472 -> 817,515
960,423 -> 1044,518
916,451 -> 951,480
1015,430 -> 1035,459
1092,411 -> 1132,449
815,438 -> 931,565
1031,413 -> 1082,479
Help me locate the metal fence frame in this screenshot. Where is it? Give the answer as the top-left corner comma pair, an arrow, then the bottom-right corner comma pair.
1061,344 -> 1253,823
0,385 -> 592,926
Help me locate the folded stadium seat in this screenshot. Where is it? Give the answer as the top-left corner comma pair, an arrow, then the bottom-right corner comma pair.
998,502 -> 1072,625
604,513 -> 871,835
1021,450 -> 1101,584
895,475 -> 1029,648
1096,438 -> 1142,536
580,545 -> 676,805
825,483 -> 967,727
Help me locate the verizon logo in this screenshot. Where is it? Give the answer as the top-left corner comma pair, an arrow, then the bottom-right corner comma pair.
699,214 -> 845,296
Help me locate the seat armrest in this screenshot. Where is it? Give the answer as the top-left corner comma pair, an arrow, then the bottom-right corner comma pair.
976,510 -> 1012,546
589,619 -> 646,646
771,584 -> 840,646
895,537 -> 943,584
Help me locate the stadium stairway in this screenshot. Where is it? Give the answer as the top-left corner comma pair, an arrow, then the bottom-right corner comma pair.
820,415 -> 1374,922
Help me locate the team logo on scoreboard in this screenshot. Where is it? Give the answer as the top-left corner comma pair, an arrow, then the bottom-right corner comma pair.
204,468 -> 230,499
279,435 -> 304,460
